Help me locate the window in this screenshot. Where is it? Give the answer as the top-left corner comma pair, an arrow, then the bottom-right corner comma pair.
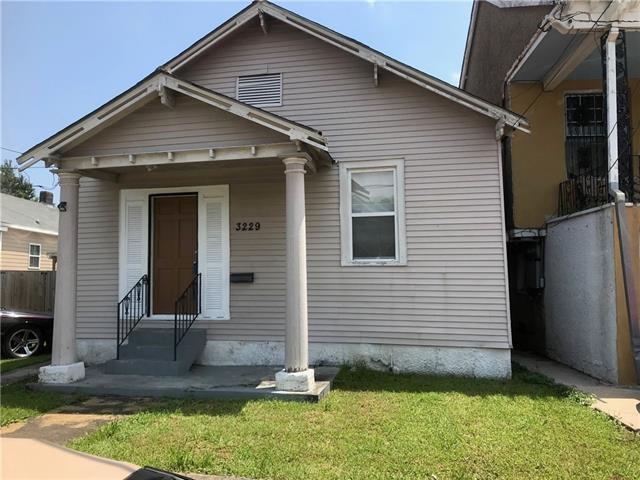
237,73 -> 282,107
340,159 -> 406,265
28,243 -> 41,269
564,93 -> 606,178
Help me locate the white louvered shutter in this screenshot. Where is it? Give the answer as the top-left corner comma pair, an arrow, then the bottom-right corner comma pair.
120,191 -> 148,296
201,196 -> 228,319
237,73 -> 282,107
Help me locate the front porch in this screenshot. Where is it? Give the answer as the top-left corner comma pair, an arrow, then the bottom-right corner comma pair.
32,364 -> 338,402
23,72 -> 335,393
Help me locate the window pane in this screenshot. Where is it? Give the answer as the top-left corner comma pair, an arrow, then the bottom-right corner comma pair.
352,216 -> 395,260
29,244 -> 40,256
29,256 -> 39,268
351,171 -> 394,213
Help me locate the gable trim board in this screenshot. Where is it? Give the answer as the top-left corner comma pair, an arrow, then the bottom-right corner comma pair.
164,1 -> 528,133
119,185 -> 230,320
17,72 -> 328,171
17,1 -> 529,173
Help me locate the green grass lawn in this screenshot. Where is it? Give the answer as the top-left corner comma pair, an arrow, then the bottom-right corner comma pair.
0,354 -> 50,374
0,380 -> 79,426
69,365 -> 640,480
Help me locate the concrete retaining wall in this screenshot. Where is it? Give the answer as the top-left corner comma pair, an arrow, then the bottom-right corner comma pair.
544,206 -> 618,382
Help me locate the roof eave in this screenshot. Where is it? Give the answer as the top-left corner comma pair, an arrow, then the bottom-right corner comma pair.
166,0 -> 523,129
18,71 -> 329,171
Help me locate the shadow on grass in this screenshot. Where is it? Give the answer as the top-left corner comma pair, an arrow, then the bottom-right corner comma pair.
329,362 -> 590,403
2,363 -> 587,427
0,379 -> 83,427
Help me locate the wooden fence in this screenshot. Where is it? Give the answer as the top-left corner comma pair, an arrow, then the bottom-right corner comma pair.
0,270 -> 56,313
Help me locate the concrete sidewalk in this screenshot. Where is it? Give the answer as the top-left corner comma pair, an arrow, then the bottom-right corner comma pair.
514,351 -> 640,431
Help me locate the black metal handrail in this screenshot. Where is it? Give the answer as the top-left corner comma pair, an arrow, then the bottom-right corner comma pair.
116,274 -> 149,359
558,175 -> 609,217
174,273 -> 202,361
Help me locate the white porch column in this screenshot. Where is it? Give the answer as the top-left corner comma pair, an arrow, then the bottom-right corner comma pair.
39,172 -> 85,384
605,27 -> 620,194
275,156 -> 315,392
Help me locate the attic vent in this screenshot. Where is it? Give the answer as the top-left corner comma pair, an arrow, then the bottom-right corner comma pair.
237,73 -> 282,107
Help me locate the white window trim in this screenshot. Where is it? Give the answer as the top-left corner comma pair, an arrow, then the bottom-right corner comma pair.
339,159 -> 407,266
28,243 -> 41,270
236,72 -> 283,108
119,185 -> 230,321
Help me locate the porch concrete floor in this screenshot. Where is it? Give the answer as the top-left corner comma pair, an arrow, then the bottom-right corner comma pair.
513,351 -> 640,431
30,365 -> 338,402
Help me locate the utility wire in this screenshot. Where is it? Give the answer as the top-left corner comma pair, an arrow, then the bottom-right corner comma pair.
507,1 -> 614,129
0,146 -> 24,155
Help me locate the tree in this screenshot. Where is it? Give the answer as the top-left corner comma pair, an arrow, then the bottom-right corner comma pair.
0,160 -> 36,200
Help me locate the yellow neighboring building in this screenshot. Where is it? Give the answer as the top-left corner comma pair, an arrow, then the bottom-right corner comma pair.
509,78 -> 640,228
462,0 -> 640,385
0,192 -> 58,271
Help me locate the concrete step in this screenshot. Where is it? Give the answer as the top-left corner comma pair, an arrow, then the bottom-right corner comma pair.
118,344 -> 173,361
106,327 -> 206,376
127,328 -> 183,346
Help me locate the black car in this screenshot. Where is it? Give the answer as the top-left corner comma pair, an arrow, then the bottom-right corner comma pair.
0,308 -> 53,358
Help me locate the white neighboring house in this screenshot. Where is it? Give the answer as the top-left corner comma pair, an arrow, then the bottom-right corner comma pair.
17,1 -> 529,389
0,192 -> 58,271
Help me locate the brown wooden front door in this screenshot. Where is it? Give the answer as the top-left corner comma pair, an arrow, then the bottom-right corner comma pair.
152,195 -> 198,314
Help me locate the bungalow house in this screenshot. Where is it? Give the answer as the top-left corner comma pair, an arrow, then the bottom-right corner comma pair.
17,0 -> 528,391
461,0 -> 640,384
0,192 -> 58,272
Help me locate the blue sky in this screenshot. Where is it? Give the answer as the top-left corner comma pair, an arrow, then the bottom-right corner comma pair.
1,1 -> 472,200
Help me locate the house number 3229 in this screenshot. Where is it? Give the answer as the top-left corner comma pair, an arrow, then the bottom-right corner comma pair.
235,222 -> 261,231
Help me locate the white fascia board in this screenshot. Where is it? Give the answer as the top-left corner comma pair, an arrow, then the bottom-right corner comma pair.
166,5 -> 260,72
164,76 -> 328,150
164,1 -> 527,132
504,20 -> 551,87
18,72 -> 328,171
260,3 -> 528,132
17,77 -> 160,167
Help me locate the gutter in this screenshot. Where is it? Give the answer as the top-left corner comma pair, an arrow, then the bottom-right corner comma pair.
605,27 -> 640,382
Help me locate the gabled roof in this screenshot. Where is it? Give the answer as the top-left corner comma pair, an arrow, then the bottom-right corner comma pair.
0,193 -> 59,235
17,71 -> 328,170
18,0 -> 528,170
163,0 -> 528,132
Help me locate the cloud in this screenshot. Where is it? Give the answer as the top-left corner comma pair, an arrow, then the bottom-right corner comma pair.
450,71 -> 461,85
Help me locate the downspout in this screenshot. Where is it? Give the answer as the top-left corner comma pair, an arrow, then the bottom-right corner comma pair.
605,27 -> 640,382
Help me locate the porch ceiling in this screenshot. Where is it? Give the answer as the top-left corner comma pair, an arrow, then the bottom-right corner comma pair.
512,30 -> 640,83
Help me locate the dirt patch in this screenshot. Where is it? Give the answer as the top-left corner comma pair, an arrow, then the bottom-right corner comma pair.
0,397 -> 156,444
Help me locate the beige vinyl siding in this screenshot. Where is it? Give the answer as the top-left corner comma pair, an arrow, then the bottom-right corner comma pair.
74,17 -> 510,349
65,94 -> 288,157
0,229 -> 57,271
